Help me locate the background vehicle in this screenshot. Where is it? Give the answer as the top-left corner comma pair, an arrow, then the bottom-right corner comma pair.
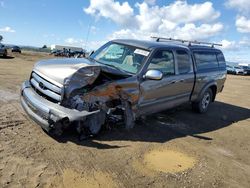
0,43 -> 7,57
234,66 -> 247,75
240,66 -> 250,75
11,46 -> 21,53
50,49 -> 85,58
226,65 -> 236,74
50,49 -> 63,56
226,65 -> 248,75
21,37 -> 226,138
73,50 -> 86,58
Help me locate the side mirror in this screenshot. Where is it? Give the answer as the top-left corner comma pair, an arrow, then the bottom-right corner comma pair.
144,70 -> 163,80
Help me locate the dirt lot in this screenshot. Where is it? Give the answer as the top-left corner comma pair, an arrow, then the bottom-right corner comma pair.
0,51 -> 250,188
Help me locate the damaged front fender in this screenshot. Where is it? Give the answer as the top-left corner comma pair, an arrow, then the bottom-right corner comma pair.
71,77 -> 139,132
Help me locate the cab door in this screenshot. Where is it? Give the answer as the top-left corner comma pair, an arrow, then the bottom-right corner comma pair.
138,49 -> 194,115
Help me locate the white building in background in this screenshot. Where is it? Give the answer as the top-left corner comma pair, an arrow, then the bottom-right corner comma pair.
239,63 -> 250,67
51,45 -> 83,51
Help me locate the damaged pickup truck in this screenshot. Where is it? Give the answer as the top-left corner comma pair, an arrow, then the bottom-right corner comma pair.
21,38 -> 226,138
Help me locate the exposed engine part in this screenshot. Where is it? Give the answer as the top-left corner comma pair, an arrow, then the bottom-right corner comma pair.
67,95 -> 106,136
67,92 -> 135,137
69,95 -> 89,112
85,111 -> 106,134
61,69 -> 138,137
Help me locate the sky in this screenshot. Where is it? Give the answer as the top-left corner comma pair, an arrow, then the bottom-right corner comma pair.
0,0 -> 250,63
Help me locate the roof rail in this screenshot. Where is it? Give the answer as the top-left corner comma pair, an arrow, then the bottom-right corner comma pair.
151,36 -> 222,48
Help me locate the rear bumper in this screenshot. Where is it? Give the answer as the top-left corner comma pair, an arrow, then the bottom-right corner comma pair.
20,81 -> 99,132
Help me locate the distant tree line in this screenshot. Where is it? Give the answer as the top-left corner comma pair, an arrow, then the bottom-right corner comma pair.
0,36 -> 50,53
22,46 -> 51,53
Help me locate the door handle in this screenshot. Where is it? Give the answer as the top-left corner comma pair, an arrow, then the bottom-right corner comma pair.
171,80 -> 177,84
171,79 -> 184,84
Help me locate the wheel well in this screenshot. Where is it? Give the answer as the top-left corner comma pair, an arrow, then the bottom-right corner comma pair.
209,85 -> 217,101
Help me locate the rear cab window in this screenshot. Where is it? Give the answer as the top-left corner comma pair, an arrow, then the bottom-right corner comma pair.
193,51 -> 219,71
216,52 -> 226,67
176,50 -> 191,74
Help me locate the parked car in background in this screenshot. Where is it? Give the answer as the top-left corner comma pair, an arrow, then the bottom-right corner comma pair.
240,66 -> 250,75
66,49 -> 75,58
50,49 -> 86,58
226,65 -> 247,75
226,65 -> 236,74
73,50 -> 86,58
50,49 -> 62,56
0,44 -> 7,57
11,46 -> 21,53
234,66 -> 247,75
21,37 -> 226,138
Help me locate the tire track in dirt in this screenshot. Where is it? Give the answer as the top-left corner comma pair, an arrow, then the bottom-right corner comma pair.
0,96 -> 196,187
0,102 -> 26,130
0,89 -> 106,187
0,156 -> 55,188
0,89 -> 19,102
0,98 -> 57,187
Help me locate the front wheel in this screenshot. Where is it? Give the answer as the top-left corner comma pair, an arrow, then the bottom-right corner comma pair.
192,88 -> 213,113
3,50 -> 7,57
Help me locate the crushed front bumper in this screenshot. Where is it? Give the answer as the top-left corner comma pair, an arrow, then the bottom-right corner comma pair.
20,81 -> 99,132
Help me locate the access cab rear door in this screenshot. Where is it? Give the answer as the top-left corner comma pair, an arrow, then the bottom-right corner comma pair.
138,47 -> 195,115
190,49 -> 226,102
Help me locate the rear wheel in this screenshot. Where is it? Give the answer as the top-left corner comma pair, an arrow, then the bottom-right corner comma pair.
192,88 -> 213,113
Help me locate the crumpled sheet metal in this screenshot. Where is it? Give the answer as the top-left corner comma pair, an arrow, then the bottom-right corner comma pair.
63,66 -> 101,98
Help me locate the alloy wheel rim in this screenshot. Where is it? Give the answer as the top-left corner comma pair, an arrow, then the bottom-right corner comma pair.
202,92 -> 210,109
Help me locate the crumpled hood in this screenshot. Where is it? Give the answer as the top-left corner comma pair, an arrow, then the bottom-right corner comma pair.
33,58 -> 101,86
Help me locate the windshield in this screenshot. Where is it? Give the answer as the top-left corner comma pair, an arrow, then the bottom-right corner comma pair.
90,42 -> 149,74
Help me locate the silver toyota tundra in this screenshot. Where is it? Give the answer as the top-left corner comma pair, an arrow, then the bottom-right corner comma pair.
21,38 -> 226,138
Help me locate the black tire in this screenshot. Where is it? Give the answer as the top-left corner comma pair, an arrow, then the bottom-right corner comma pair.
123,101 -> 135,129
192,88 -> 213,113
3,50 -> 7,57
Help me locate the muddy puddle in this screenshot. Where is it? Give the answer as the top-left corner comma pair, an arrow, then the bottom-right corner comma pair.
50,169 -> 118,188
144,149 -> 196,174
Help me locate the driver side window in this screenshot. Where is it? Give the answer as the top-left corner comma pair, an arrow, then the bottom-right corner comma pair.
147,50 -> 175,76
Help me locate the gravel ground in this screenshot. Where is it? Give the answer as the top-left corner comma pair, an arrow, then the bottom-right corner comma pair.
0,51 -> 249,188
